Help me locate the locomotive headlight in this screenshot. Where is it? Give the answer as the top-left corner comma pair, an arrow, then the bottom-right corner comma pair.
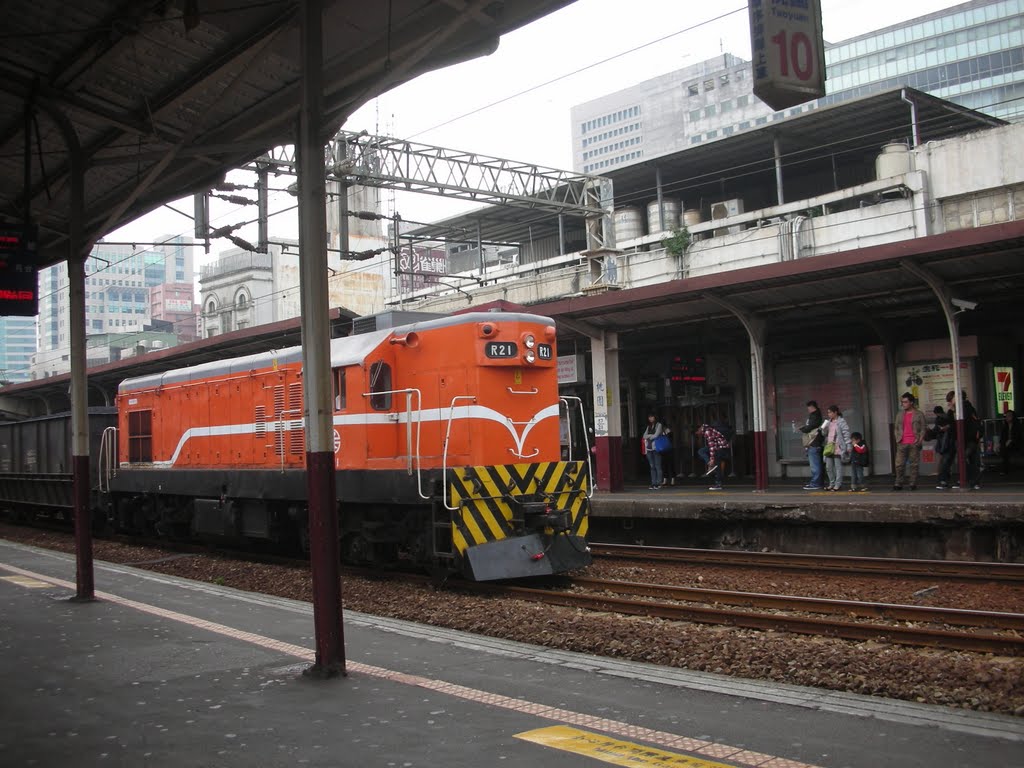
523,334 -> 536,349
524,349 -> 536,364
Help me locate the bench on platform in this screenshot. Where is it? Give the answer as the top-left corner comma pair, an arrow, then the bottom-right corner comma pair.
778,458 -> 808,478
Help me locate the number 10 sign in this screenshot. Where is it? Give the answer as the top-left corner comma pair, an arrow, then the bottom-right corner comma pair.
749,0 -> 826,110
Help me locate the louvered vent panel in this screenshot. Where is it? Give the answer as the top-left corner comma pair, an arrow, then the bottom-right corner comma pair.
288,382 -> 305,455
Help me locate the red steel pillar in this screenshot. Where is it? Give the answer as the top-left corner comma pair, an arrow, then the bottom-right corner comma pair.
69,254 -> 94,599
744,330 -> 769,492
900,261 -> 970,489
299,0 -> 344,676
50,109 -> 94,600
591,331 -> 623,491
705,295 -> 768,491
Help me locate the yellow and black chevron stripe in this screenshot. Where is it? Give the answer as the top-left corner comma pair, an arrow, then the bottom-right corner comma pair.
449,461 -> 590,556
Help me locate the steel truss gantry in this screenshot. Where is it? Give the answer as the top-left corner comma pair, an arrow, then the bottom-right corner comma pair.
251,131 -> 615,252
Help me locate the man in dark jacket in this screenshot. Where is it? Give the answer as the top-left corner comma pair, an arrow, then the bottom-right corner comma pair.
799,400 -> 825,490
945,390 -> 983,490
999,409 -> 1020,475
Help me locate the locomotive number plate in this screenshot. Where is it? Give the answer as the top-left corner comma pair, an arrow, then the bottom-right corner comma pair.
484,341 -> 518,358
537,344 -> 553,361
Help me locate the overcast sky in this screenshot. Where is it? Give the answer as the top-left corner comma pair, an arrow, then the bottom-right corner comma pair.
109,0 -> 964,258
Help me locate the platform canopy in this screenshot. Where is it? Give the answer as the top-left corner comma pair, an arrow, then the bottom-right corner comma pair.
0,0 -> 574,270
535,218 -> 1024,351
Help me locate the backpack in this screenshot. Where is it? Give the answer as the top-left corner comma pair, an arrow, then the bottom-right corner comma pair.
712,420 -> 735,442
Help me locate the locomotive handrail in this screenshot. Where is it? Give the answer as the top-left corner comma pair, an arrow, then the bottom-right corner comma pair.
442,395 -> 477,511
560,396 -> 594,499
98,426 -> 118,492
360,387 -> 428,499
506,387 -> 539,395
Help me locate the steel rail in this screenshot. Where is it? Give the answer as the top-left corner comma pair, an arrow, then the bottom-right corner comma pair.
465,582 -> 1024,656
568,576 -> 1024,631
589,543 -> 1024,583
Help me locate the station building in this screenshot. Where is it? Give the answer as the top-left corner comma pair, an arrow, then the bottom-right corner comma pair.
396,88 -> 1024,490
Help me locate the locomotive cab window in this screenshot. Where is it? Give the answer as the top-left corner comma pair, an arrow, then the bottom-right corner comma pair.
127,410 -> 153,463
333,368 -> 347,411
369,361 -> 392,410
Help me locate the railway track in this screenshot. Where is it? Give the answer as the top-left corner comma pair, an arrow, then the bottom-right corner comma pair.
461,578 -> 1024,656
590,543 -> 1024,583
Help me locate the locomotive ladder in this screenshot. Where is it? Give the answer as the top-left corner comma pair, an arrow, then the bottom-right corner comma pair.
431,504 -> 456,560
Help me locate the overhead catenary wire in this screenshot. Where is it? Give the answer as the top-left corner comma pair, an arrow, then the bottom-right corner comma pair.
407,6 -> 748,140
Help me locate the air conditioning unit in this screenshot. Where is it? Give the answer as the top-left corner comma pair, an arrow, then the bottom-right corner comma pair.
711,198 -> 744,237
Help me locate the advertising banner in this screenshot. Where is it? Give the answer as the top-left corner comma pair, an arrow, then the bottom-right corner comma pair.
896,361 -> 975,414
994,366 -> 1015,414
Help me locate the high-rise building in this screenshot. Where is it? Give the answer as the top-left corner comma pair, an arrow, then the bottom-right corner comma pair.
150,283 -> 198,343
32,235 -> 194,378
572,0 -> 1024,173
0,317 -> 36,385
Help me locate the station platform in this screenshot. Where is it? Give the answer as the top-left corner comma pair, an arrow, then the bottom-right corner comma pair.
592,475 -> 1024,514
1,539 -> 1022,768
588,478 -> 1024,561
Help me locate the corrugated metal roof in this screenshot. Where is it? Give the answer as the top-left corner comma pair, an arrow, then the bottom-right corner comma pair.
0,0 -> 574,268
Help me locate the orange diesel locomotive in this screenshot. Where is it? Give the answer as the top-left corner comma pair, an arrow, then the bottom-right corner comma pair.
108,312 -> 592,580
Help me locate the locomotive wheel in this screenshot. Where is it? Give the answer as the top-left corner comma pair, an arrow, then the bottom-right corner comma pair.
341,533 -> 372,565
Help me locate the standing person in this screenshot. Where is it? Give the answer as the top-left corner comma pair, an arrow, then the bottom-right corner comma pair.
850,432 -> 870,491
961,392 -> 984,490
798,400 -> 825,490
698,423 -> 731,491
999,410 -> 1020,476
821,405 -> 852,491
893,392 -> 926,490
659,424 -> 674,486
945,390 -> 983,489
642,414 -> 664,490
935,399 -> 957,489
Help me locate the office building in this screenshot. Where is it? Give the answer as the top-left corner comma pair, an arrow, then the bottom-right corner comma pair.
33,236 -> 194,378
0,317 -> 36,385
572,0 -> 1024,173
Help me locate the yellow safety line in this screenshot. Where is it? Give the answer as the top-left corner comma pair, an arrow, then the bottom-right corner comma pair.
516,726 -> 741,767
1,574 -> 52,588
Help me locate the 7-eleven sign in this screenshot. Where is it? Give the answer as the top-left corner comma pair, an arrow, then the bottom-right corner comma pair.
994,367 -> 1015,413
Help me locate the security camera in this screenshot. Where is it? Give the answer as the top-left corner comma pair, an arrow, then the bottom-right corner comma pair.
951,298 -> 977,311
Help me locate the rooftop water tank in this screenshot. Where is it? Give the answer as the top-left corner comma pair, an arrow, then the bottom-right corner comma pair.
876,141 -> 911,179
612,207 -> 645,242
682,209 -> 703,229
647,199 -> 681,234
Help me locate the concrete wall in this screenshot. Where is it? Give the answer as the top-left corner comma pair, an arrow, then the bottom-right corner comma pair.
918,123 -> 1024,202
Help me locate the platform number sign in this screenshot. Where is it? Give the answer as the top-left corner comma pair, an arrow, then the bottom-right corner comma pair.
0,224 -> 38,317
749,0 -> 826,110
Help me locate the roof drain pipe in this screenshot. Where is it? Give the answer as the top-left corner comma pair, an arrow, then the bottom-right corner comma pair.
901,88 -> 921,148
791,214 -> 807,260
